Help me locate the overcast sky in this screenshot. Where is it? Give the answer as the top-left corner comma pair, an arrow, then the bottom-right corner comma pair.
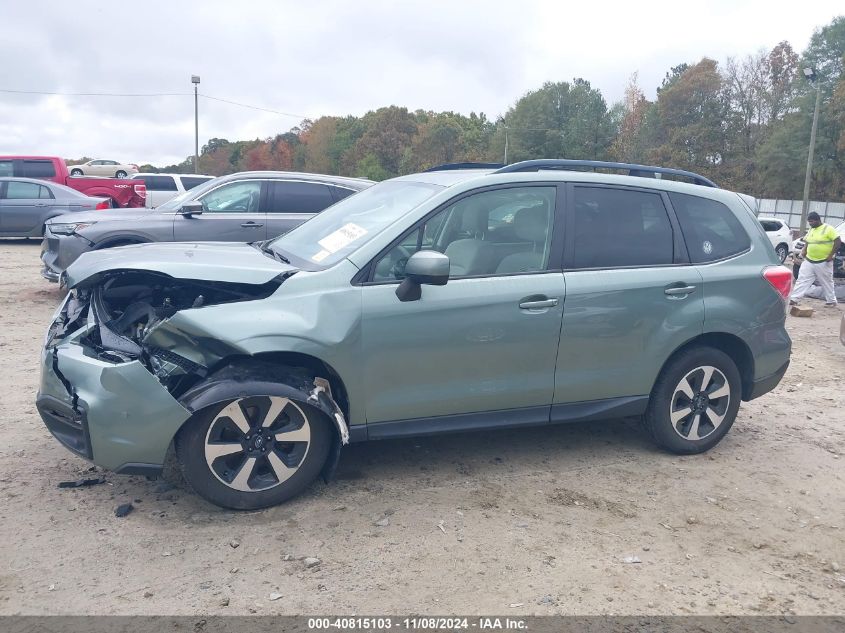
0,0 -> 842,166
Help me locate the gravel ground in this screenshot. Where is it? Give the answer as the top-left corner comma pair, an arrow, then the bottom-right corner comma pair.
0,239 -> 842,616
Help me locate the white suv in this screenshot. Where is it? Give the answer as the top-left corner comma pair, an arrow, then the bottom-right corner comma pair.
758,216 -> 792,262
130,173 -> 214,207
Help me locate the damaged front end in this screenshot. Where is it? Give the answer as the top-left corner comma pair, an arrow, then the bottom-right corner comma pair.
60,271 -> 284,396
39,269 -> 289,474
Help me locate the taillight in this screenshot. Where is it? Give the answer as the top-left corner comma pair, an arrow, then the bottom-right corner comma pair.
95,200 -> 110,210
133,183 -> 147,198
763,266 -> 793,300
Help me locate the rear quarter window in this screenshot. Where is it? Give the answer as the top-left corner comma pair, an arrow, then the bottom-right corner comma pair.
669,192 -> 751,263
759,220 -> 781,232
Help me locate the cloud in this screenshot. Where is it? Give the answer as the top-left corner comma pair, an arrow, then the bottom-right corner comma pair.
1,0 -> 842,165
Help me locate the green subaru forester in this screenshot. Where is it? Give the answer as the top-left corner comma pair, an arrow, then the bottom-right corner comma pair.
38,160 -> 793,509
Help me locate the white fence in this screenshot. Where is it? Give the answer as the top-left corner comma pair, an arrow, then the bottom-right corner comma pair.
757,199 -> 845,229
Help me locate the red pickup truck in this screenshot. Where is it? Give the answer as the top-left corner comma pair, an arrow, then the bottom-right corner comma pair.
0,156 -> 146,208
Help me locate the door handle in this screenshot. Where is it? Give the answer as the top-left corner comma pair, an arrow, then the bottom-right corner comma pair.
519,298 -> 559,310
240,222 -> 264,228
664,285 -> 697,296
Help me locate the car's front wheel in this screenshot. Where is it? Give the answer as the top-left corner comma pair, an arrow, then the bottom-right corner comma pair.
70,168 -> 83,176
176,395 -> 331,509
775,243 -> 788,263
115,170 -> 127,178
645,347 -> 741,454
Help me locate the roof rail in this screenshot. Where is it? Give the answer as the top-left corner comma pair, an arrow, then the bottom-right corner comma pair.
424,162 -> 505,172
493,159 -> 718,188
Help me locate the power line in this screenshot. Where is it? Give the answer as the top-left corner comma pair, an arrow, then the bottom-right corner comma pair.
0,88 -> 307,119
198,94 -> 306,119
0,88 -> 190,97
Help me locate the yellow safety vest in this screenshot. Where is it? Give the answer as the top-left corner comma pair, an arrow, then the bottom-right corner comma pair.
805,224 -> 838,261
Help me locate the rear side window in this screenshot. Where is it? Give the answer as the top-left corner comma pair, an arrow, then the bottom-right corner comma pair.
571,186 -> 674,269
180,176 -> 213,190
759,220 -> 781,232
21,160 -> 56,178
5,181 -> 46,199
670,193 -> 751,263
141,175 -> 178,191
270,181 -> 334,213
0,160 -> 12,177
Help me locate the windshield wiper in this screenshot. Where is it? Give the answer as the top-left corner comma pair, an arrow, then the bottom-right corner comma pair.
253,241 -> 290,264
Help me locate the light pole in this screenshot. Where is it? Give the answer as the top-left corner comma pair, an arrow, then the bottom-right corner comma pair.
191,75 -> 200,174
799,67 -> 821,235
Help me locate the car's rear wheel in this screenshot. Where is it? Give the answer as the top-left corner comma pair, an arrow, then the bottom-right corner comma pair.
70,168 -> 83,176
775,243 -> 788,263
645,347 -> 741,454
115,170 -> 127,178
176,395 -> 331,509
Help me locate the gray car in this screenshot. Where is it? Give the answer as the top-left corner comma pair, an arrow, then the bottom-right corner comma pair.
40,171 -> 373,281
0,177 -> 109,238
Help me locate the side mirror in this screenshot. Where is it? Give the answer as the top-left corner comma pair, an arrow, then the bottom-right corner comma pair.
179,201 -> 204,216
395,251 -> 449,302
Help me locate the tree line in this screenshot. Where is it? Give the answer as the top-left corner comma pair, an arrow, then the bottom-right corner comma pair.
134,16 -> 845,201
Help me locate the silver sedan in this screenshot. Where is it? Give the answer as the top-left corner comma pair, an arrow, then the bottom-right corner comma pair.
0,177 -> 109,238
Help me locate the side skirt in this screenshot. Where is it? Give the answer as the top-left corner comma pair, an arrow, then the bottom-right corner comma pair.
363,395 -> 649,442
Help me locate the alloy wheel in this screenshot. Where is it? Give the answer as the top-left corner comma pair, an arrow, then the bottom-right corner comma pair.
669,365 -> 731,441
203,396 -> 311,492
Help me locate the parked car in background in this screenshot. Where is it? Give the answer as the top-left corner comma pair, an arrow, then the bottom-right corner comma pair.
758,216 -> 792,262
40,171 -> 373,281
130,173 -> 214,208
792,219 -> 845,277
68,159 -> 139,179
0,177 -> 109,237
0,156 -> 146,208
37,159 -> 792,509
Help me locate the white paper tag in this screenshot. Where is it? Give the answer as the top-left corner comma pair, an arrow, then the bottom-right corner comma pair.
311,249 -> 331,263
317,223 -> 368,254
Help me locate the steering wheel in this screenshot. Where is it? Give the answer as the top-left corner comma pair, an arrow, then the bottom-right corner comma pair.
390,246 -> 413,279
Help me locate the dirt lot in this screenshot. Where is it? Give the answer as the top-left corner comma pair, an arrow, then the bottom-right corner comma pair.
0,239 -> 842,616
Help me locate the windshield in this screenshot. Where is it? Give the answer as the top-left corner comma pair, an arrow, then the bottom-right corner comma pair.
267,180 -> 442,267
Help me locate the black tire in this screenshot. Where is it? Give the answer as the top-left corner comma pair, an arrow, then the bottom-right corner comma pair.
176,395 -> 332,509
70,168 -> 83,176
645,346 -> 742,455
775,243 -> 788,263
115,170 -> 127,178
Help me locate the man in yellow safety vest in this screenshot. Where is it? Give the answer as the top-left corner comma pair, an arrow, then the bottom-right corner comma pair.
790,212 -> 841,307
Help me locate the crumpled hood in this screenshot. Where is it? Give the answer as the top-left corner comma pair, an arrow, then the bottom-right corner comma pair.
65,241 -> 297,288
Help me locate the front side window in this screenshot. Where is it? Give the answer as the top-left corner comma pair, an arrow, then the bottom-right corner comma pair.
372,186 -> 556,282
5,181 -> 43,199
21,160 -> 56,178
144,175 -> 178,191
198,181 -> 262,213
670,192 -> 750,263
39,185 -> 53,199
570,187 -> 673,269
270,181 -> 334,213
181,176 -> 213,190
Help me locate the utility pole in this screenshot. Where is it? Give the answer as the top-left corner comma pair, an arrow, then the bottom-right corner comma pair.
799,68 -> 821,235
191,75 -> 201,174
503,126 -> 509,164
